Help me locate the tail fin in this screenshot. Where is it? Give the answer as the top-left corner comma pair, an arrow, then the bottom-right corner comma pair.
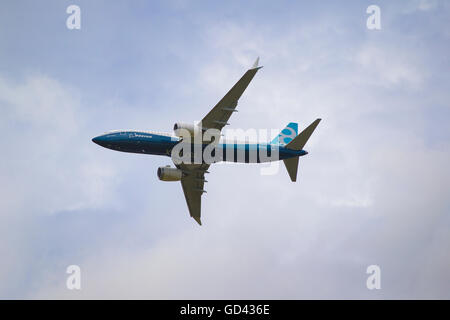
270,122 -> 298,145
283,119 -> 321,182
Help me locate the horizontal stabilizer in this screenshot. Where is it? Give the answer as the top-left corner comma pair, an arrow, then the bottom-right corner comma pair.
283,156 -> 299,182
285,119 -> 321,151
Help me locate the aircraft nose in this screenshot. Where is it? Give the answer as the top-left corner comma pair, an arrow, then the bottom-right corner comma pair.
92,135 -> 106,146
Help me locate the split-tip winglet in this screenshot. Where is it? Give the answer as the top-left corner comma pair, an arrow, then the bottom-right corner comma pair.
251,57 -> 263,70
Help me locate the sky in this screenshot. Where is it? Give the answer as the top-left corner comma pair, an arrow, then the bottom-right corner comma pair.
0,0 -> 449,299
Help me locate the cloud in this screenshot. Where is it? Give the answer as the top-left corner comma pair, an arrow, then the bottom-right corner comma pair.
355,44 -> 426,87
0,74 -> 122,296
32,136 -> 450,299
0,1 -> 449,299
399,0 -> 440,13
27,22 -> 450,300
0,74 -> 121,214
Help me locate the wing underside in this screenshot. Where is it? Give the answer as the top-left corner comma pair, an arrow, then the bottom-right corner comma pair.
178,164 -> 209,225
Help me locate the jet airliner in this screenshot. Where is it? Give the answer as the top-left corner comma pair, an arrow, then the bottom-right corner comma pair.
92,58 -> 321,225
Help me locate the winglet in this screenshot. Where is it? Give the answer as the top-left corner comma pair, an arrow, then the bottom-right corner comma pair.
193,216 -> 202,226
251,57 -> 263,70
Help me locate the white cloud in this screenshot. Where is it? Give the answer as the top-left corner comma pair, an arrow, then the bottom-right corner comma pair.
26,17 -> 450,299
1,2 -> 449,299
0,74 -> 121,214
400,0 -> 440,13
0,74 -> 123,295
356,44 -> 425,87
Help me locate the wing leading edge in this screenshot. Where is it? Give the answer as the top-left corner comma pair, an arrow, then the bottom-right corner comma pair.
201,57 -> 262,131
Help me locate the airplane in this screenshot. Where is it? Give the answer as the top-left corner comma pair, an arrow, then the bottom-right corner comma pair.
92,58 -> 321,225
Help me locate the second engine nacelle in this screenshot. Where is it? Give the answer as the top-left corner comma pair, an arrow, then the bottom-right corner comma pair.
157,166 -> 183,181
173,122 -> 201,137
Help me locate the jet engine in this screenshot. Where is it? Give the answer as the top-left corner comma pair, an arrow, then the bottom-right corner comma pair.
173,122 -> 201,137
157,166 -> 183,181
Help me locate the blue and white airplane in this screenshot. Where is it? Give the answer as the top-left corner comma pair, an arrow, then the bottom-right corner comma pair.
92,58 -> 321,225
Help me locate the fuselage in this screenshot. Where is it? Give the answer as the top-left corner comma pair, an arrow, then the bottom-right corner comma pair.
92,130 -> 308,163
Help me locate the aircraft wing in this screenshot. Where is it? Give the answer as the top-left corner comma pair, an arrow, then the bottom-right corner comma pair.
178,164 -> 210,225
176,58 -> 261,225
201,58 -> 262,131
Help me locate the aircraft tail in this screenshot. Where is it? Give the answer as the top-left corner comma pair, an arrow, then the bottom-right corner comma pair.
283,118 -> 321,182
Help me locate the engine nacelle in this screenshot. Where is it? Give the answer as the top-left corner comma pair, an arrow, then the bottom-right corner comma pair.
157,166 -> 183,181
173,122 -> 201,137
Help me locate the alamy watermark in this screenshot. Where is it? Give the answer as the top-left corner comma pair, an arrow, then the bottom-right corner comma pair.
66,265 -> 81,290
366,265 -> 381,290
366,5 -> 381,30
170,123 -> 284,175
66,5 -> 81,30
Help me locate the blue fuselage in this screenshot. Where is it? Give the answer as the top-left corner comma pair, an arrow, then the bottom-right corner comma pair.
92,130 -> 307,163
